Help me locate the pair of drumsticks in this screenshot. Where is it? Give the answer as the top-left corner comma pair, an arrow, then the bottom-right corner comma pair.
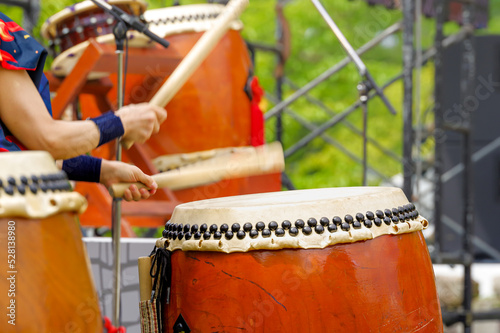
111,0 -> 285,198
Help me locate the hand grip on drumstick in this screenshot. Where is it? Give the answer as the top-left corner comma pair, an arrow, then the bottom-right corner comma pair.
110,142 -> 284,198
120,0 -> 249,149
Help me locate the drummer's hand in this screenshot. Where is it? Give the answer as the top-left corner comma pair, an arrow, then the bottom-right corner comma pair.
100,160 -> 158,201
116,103 -> 167,144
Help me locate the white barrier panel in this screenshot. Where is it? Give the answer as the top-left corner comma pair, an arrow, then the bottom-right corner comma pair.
84,237 -> 156,333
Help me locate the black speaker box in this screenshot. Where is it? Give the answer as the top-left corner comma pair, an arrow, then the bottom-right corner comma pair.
440,35 -> 500,260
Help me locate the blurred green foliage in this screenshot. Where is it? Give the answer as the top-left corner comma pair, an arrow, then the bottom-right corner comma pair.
1,0 -> 500,192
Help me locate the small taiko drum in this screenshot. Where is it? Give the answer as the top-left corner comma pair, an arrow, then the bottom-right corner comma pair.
0,151 -> 102,333
148,187 -> 443,332
41,0 -> 147,58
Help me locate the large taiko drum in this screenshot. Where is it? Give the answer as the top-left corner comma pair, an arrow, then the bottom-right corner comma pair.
0,152 -> 102,332
45,3 -> 255,155
147,187 -> 443,332
126,3 -> 254,156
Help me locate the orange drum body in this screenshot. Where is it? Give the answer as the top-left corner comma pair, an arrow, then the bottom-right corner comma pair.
118,7 -> 271,206
123,5 -> 255,156
0,152 -> 102,333
167,232 -> 440,332
149,187 -> 443,333
46,3 -> 258,156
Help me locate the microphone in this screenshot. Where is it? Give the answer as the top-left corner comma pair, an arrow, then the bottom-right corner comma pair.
90,0 -> 170,49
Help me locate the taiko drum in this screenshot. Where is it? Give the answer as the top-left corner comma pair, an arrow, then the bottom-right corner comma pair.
0,151 -> 102,333
48,3 -> 257,156
41,0 -> 147,58
124,4 -> 256,157
153,187 -> 443,332
44,3 -> 278,229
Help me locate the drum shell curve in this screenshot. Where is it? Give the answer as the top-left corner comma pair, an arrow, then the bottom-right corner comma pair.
0,214 -> 102,333
163,231 -> 443,333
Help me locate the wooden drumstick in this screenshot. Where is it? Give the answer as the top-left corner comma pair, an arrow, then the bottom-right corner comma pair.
121,0 -> 249,149
110,142 -> 284,198
138,256 -> 153,302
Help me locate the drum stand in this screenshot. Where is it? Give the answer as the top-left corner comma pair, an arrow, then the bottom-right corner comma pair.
310,0 -> 398,185
90,0 -> 170,326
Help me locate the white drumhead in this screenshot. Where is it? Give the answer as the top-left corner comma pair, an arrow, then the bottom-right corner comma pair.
50,31 -> 152,78
0,151 -> 87,218
144,4 -> 243,38
0,150 -> 58,176
160,187 -> 428,253
48,3 -> 243,78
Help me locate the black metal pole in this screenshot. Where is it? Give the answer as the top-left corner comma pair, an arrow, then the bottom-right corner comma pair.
276,76 -> 284,144
433,0 -> 447,262
23,0 -> 39,34
275,1 -> 286,145
358,82 -> 369,186
275,0 -> 293,190
402,0 -> 415,199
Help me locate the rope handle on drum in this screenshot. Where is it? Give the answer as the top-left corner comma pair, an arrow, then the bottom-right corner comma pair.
150,246 -> 172,304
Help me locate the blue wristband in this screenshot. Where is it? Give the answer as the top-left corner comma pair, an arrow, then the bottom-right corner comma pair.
62,155 -> 102,183
89,111 -> 125,147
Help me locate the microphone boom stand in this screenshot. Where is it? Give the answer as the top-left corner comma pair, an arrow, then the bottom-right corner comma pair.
311,0 -> 397,185
111,19 -> 126,328
90,0 -> 169,326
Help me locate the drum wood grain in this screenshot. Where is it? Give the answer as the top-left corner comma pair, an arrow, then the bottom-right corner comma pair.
0,215 -> 102,333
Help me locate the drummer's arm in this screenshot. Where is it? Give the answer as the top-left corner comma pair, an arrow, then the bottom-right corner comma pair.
0,67 -> 166,160
0,66 -> 100,159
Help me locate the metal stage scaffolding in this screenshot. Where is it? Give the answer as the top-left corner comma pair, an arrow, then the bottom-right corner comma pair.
249,0 -> 500,332
3,0 -> 500,331
0,0 -> 39,33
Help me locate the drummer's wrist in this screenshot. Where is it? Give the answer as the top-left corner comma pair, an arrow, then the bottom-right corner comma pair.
99,159 -> 115,187
89,111 -> 124,147
62,155 -> 102,183
99,159 -> 123,187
